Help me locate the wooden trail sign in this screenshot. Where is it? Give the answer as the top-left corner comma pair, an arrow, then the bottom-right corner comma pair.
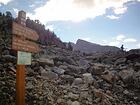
11,10 -> 40,105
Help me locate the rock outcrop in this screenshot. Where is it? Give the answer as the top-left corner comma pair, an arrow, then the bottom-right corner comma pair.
73,39 -> 120,54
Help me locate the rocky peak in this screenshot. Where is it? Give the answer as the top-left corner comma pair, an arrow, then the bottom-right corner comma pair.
73,39 -> 120,54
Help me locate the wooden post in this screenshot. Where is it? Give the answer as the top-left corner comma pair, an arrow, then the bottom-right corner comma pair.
16,65 -> 25,105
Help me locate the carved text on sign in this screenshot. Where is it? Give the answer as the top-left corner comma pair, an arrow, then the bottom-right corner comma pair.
12,22 -> 39,41
12,36 -> 40,53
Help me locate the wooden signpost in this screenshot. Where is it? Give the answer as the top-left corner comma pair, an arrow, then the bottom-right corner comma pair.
11,10 -> 39,105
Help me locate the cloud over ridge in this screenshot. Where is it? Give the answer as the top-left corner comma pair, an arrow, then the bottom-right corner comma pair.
104,34 -> 137,48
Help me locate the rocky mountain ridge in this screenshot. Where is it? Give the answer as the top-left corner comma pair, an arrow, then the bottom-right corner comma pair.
72,39 -> 120,54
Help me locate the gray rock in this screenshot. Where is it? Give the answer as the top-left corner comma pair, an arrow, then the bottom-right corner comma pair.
26,82 -> 34,89
53,56 -> 76,65
94,88 -> 114,102
135,62 -> 140,67
101,70 -> 114,83
59,65 -> 68,69
60,75 -> 75,84
115,58 -> 126,65
80,91 -> 89,99
91,63 -> 106,75
132,71 -> 140,88
72,78 -> 83,86
40,66 -> 45,71
65,65 -> 83,75
123,90 -> 129,95
52,66 -> 65,75
134,62 -> 140,71
57,98 -> 65,104
2,55 -> 16,62
79,59 -> 90,69
71,101 -> 80,105
119,69 -> 134,83
41,70 -> 58,80
67,100 -> 72,105
38,58 -> 54,66
68,92 -> 79,100
82,73 -> 93,84
44,65 -> 51,71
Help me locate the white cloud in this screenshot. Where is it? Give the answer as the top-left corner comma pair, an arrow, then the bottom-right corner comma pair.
137,43 -> 140,48
0,0 -> 12,5
114,6 -> 127,15
0,3 -> 1,6
81,37 -> 91,42
123,38 -> 137,43
116,34 -> 125,41
29,4 -> 36,8
103,34 -> 137,48
109,41 -> 120,46
106,15 -> 120,19
45,25 -> 54,31
102,40 -> 108,43
13,8 -> 19,16
101,39 -> 108,45
27,0 -> 135,23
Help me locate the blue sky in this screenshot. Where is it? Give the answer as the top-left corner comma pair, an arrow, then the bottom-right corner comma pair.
0,0 -> 140,50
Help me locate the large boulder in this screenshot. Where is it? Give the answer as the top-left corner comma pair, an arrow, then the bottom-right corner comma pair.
134,62 -> 140,71
52,67 -> 65,75
114,58 -> 126,66
72,78 -> 83,86
41,70 -> 58,80
119,69 -> 134,83
60,75 -> 75,85
37,58 -> 54,66
71,101 -> 80,105
82,73 -> 93,84
65,65 -> 84,76
132,71 -> 140,89
53,56 -> 76,65
1,55 -> 16,62
90,63 -> 106,75
101,70 -> 114,83
68,92 -> 79,100
78,59 -> 90,70
94,88 -> 114,104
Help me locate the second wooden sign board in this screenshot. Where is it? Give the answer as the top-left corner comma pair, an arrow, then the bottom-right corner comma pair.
12,36 -> 40,53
